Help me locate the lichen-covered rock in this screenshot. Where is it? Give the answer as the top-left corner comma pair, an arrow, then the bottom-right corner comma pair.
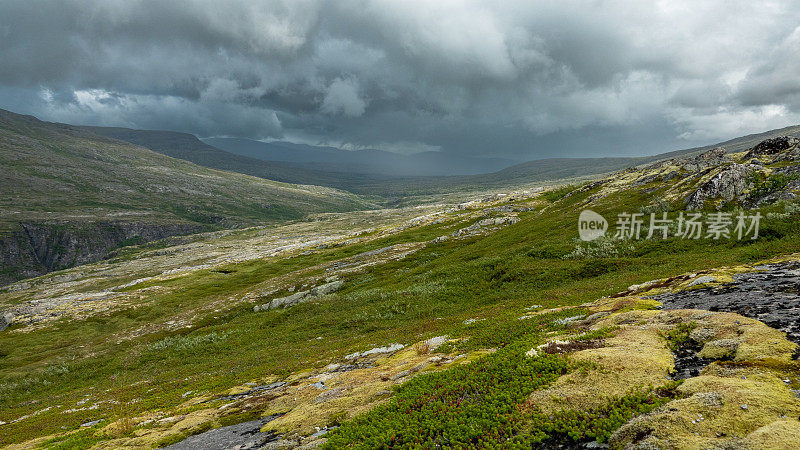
450,215 -> 519,237
685,163 -> 757,210
257,290 -> 310,311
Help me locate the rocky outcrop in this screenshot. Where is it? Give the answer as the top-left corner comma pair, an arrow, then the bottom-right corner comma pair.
0,221 -> 202,286
253,280 -> 344,311
653,260 -> 800,344
745,136 -> 799,158
685,163 -> 757,210
681,147 -> 730,172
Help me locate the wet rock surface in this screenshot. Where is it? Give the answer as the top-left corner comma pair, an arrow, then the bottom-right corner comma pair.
163,416 -> 280,450
653,261 -> 800,344
670,344 -> 715,380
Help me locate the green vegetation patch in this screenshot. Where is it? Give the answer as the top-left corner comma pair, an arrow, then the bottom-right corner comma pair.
324,347 -> 569,448
525,382 -> 683,445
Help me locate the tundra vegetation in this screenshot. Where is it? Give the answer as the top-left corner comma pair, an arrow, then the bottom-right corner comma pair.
0,136 -> 800,448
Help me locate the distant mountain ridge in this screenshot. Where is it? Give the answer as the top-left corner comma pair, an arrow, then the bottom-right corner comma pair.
202,137 -> 519,176
88,124 -> 800,198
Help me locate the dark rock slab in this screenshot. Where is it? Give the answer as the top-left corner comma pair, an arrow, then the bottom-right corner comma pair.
162,416 -> 280,450
652,261 -> 800,345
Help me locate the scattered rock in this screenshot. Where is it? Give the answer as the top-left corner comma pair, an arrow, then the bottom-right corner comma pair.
681,147 -> 730,172
699,147 -> 727,160
553,315 -> 585,326
390,370 -> 410,381
696,392 -> 724,407
425,335 -> 449,351
80,419 -> 101,427
429,235 -> 450,244
313,388 -> 343,404
163,416 -> 280,449
450,216 -> 519,238
310,280 -> 344,296
310,426 -> 337,437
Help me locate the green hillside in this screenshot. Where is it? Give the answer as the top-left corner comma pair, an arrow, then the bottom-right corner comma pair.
0,109 -> 371,284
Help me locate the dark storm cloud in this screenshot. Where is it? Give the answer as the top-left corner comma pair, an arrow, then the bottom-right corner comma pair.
1,0 -> 799,158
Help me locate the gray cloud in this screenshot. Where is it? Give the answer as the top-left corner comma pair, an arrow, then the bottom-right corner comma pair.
1,0 -> 799,158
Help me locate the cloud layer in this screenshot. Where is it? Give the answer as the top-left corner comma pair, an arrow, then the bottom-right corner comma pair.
1,0 -> 799,158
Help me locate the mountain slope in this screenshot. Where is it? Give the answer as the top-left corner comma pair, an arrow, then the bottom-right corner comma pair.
0,109 -> 370,284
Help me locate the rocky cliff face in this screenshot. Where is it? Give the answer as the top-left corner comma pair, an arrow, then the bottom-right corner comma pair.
0,221 -> 201,286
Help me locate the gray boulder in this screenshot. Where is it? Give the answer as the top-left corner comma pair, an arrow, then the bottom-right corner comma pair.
429,235 -> 450,244
0,312 -> 14,331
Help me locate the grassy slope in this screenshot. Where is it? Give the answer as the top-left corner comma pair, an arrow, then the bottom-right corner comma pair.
1,162 -> 799,446
0,109 -> 370,234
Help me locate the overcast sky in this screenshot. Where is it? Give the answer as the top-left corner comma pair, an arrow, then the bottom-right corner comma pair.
1,0 -> 799,159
